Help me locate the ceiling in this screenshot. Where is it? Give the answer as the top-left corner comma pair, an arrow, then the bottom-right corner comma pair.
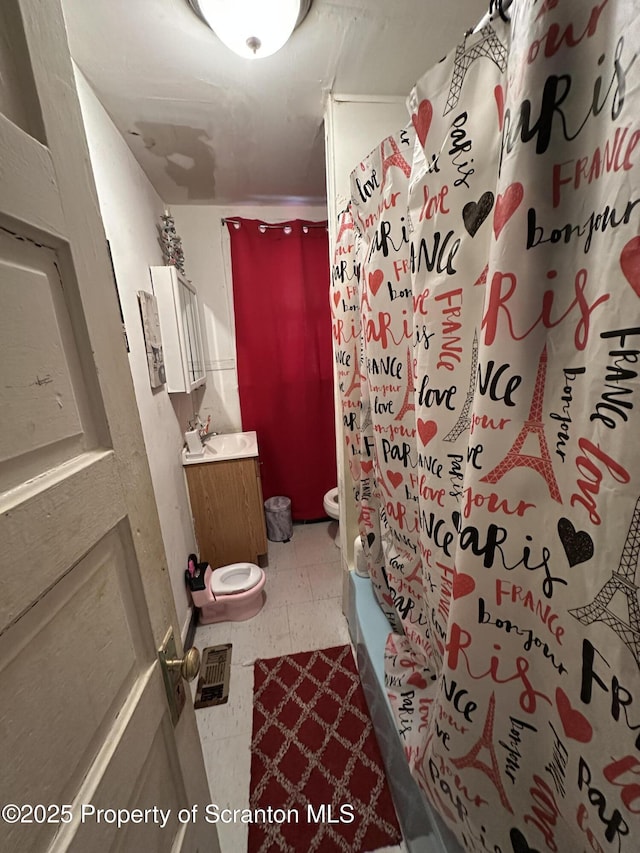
61,0 -> 489,206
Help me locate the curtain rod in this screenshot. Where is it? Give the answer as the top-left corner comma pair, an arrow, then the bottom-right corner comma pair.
473,0 -> 513,33
221,218 -> 327,230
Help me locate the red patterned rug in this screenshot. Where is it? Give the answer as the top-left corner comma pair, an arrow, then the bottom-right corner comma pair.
248,644 -> 402,853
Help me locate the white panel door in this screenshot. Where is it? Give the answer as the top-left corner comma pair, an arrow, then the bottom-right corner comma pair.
0,1 -> 219,851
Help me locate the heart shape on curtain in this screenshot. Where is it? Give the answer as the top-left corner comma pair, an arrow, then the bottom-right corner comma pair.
348,457 -> 361,481
510,828 -> 542,853
417,418 -> 438,445
407,671 -> 428,689
453,568 -> 476,599
387,470 -> 403,489
557,518 -> 594,566
555,687 -> 593,743
463,191 -> 494,237
620,235 -> 640,297
368,269 -> 384,296
493,182 -> 524,239
411,99 -> 433,148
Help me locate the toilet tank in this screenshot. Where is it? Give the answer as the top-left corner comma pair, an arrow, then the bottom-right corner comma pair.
188,565 -> 213,608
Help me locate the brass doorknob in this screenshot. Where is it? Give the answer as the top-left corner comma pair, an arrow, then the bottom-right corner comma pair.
165,646 -> 201,681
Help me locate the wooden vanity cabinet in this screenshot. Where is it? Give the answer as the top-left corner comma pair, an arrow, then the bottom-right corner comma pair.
184,456 -> 268,569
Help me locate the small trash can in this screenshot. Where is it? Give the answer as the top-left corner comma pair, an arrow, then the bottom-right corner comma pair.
264,496 -> 293,542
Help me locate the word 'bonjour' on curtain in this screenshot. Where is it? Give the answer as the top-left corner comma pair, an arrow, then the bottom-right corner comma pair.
331,2 -> 640,852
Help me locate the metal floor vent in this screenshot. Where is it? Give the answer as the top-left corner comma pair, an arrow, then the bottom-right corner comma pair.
194,643 -> 232,709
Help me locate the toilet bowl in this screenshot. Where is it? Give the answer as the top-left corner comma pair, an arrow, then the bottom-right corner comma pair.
323,487 -> 339,520
189,562 -> 266,625
211,562 -> 263,595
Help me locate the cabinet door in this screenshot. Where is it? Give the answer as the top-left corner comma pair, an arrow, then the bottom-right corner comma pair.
252,458 -> 268,554
150,266 -> 206,393
178,276 -> 205,389
186,458 -> 267,568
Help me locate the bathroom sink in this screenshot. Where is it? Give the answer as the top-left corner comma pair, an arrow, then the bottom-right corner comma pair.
182,431 -> 258,465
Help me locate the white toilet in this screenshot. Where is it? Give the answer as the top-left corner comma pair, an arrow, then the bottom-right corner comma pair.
188,562 -> 266,625
323,487 -> 339,520
323,487 -> 341,549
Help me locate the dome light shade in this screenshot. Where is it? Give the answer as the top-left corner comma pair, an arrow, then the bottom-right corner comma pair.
194,0 -> 302,59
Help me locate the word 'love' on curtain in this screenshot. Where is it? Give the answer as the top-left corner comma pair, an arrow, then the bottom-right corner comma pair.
331,2 -> 640,851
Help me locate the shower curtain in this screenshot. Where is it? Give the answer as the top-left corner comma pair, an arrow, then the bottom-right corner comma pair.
331,1 -> 640,850
228,218 -> 335,520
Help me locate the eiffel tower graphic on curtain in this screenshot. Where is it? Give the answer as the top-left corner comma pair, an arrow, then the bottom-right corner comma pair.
395,347 -> 415,421
569,496 -> 640,668
444,331 -> 478,442
481,345 -> 562,502
444,26 -> 508,116
343,349 -> 365,399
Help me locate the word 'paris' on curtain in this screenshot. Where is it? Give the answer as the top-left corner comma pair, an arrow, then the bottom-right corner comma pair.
227,218 -> 335,521
331,2 -> 640,851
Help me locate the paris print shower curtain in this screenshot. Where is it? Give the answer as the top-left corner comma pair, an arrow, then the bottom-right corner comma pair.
331,1 -> 640,850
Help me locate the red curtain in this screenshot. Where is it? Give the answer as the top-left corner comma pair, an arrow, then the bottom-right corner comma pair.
227,218 -> 336,521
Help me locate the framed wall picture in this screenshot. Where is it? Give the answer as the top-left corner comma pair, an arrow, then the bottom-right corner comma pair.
138,290 -> 166,388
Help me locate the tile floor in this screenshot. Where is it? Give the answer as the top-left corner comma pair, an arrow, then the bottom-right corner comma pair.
192,520 -> 407,853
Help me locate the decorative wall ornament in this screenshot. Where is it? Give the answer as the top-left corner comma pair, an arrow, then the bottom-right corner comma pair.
157,210 -> 185,274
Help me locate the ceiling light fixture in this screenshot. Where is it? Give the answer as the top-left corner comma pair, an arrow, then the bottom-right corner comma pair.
188,1 -> 312,60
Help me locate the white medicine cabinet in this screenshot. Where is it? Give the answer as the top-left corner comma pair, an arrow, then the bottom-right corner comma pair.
150,265 -> 206,393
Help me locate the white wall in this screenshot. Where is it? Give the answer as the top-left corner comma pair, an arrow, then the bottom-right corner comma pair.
326,97 -> 409,214
172,204 -> 328,433
323,95 -> 410,594
75,69 -> 197,638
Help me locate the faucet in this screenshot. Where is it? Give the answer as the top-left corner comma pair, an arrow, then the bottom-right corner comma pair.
199,414 -> 212,439
189,413 -> 217,441
188,413 -> 208,438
